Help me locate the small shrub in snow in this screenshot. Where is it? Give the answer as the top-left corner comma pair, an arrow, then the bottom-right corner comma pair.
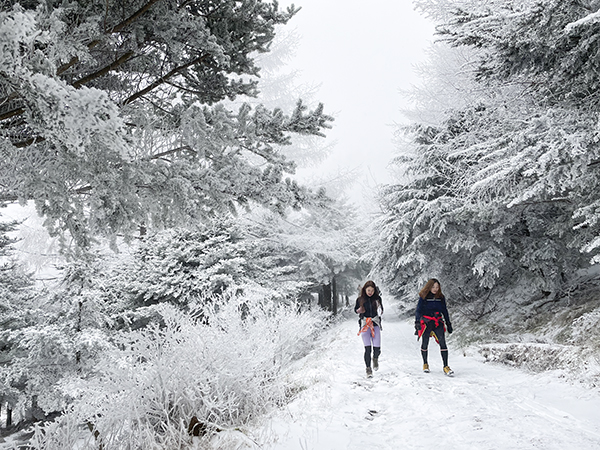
28,293 -> 329,449
571,309 -> 600,349
478,342 -> 600,388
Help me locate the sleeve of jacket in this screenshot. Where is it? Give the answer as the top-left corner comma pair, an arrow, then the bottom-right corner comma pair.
441,297 -> 451,326
354,298 -> 361,314
415,297 -> 424,322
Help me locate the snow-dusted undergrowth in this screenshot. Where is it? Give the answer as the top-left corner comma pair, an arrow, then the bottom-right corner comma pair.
27,294 -> 329,449
452,280 -> 600,388
477,342 -> 600,386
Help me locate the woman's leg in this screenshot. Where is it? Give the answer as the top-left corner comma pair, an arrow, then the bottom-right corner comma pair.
435,324 -> 449,366
364,346 -> 372,367
421,324 -> 431,364
372,326 -> 381,369
361,330 -> 372,368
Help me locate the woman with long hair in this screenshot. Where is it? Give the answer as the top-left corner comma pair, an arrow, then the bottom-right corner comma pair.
415,278 -> 454,376
354,280 -> 383,378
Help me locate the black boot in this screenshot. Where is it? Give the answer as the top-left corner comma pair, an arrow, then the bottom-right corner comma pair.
373,347 -> 381,371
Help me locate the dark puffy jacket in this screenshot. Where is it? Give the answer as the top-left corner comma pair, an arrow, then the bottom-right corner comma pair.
354,295 -> 382,319
415,292 -> 451,327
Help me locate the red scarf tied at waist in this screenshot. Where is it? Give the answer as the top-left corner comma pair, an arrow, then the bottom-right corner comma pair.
358,317 -> 375,337
417,312 -> 446,342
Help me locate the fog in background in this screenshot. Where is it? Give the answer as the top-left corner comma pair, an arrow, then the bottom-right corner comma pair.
280,0 -> 435,209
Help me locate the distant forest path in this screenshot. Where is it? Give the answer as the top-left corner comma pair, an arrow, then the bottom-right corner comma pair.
249,306 -> 600,450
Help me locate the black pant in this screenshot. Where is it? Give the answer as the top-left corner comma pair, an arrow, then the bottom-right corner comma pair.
364,346 -> 381,368
421,322 -> 448,366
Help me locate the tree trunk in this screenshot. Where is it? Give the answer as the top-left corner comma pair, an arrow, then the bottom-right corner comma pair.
6,405 -> 12,427
322,282 -> 332,312
332,276 -> 338,315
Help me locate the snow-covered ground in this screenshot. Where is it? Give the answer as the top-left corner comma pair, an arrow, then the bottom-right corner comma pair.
234,305 -> 600,450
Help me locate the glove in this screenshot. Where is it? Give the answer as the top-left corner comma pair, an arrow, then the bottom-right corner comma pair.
447,323 -> 453,334
414,321 -> 420,335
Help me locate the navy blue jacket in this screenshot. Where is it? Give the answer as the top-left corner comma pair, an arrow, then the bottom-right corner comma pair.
415,293 -> 451,326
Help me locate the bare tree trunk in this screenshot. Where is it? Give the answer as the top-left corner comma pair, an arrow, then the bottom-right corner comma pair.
332,276 -> 338,315
322,282 -> 332,312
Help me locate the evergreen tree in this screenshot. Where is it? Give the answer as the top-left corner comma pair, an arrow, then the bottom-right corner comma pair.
96,201 -> 366,321
0,1 -> 332,248
0,215 -> 44,423
259,200 -> 368,311
375,0 -> 600,311
113,217 -> 311,311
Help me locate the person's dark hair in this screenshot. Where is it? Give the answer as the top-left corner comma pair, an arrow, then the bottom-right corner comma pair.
358,280 -> 383,312
419,278 -> 443,299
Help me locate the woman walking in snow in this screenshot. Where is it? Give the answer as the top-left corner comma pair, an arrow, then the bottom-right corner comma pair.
415,278 -> 454,376
355,280 -> 383,378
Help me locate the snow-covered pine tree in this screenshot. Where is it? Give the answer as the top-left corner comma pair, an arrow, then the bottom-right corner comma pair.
375,104 -> 591,308
0,218 -> 35,320
0,215 -> 48,424
0,253 -> 121,425
434,0 -> 600,282
111,217 -> 312,311
258,200 -> 369,312
373,119 -> 487,301
284,203 -> 370,305
231,25 -> 333,167
90,202 -> 367,323
0,1 -> 332,248
437,0 -> 600,109
375,0 -> 600,312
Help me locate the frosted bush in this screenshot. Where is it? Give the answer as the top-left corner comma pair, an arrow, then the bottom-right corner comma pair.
571,308 -> 600,348
29,293 -> 329,449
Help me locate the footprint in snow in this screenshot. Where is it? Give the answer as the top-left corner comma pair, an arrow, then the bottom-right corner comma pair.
365,410 -> 379,421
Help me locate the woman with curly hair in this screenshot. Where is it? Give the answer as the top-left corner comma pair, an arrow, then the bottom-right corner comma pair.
415,278 -> 454,376
355,280 -> 383,378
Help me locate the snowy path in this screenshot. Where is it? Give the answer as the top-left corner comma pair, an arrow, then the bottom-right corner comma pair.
253,311 -> 600,450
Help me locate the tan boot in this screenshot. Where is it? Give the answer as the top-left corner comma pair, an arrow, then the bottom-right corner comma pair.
443,366 -> 454,376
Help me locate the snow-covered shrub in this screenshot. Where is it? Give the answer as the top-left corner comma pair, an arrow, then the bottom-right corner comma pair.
29,293 -> 329,449
478,342 -> 600,388
568,308 -> 600,349
479,343 -> 579,371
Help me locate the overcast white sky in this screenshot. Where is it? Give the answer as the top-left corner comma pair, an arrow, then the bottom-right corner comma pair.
279,0 -> 435,208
